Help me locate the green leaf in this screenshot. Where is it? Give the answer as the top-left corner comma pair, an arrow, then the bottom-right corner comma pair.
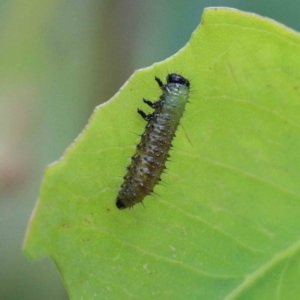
24,7 -> 300,299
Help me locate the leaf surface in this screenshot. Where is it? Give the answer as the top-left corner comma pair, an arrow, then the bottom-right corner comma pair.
24,8 -> 300,300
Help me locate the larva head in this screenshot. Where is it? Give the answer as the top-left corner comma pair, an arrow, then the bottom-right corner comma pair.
167,73 -> 190,88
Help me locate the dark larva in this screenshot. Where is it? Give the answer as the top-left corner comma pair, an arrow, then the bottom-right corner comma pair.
116,73 -> 190,209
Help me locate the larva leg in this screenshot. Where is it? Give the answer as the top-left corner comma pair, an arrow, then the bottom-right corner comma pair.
143,98 -> 161,108
137,109 -> 153,121
143,98 -> 154,107
155,76 -> 163,88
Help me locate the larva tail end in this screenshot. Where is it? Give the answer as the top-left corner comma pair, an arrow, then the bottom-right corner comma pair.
116,197 -> 126,209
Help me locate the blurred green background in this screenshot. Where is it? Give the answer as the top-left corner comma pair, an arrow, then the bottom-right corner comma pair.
1,1 -> 300,299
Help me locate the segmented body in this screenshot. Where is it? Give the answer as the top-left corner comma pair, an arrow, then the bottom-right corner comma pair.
116,73 -> 190,209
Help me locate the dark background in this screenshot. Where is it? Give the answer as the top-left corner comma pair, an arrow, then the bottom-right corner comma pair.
1,1 -> 299,299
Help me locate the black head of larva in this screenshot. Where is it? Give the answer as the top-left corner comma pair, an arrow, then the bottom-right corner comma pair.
167,73 -> 190,88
